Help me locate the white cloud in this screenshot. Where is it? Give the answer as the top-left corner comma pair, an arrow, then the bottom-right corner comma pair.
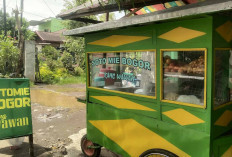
1,0 -> 65,21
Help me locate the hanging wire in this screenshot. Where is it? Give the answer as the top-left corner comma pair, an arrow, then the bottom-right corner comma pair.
40,0 -> 56,16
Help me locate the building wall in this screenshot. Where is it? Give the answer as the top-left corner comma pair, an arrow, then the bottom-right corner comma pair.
24,40 -> 35,82
38,20 -> 51,32
38,18 -> 65,32
50,18 -> 65,32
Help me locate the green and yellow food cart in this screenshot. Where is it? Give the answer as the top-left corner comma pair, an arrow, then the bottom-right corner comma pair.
64,1 -> 232,156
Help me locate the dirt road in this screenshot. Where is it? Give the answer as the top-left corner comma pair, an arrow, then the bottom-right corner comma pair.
0,84 -> 119,157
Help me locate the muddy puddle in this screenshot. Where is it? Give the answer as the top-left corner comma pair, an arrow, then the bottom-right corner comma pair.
30,89 -> 85,109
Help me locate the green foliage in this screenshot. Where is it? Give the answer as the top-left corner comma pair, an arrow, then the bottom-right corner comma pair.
39,45 -> 62,72
74,66 -> 84,76
62,0 -> 92,72
57,75 -> 86,85
0,10 -> 35,40
0,11 -> 15,37
41,45 -> 60,60
38,46 -> 74,84
63,0 -> 89,10
55,68 -> 69,78
39,65 -> 71,84
0,35 -> 20,75
64,37 -> 86,69
23,29 -> 35,40
37,0 -> 95,84
39,66 -> 56,84
45,58 -> 61,71
60,51 -> 74,71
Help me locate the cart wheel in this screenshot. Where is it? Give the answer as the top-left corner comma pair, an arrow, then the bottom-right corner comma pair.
139,149 -> 178,157
81,134 -> 101,157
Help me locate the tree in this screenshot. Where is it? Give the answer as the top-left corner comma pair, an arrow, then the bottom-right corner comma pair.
62,0 -> 97,70
0,9 -> 35,40
0,35 -> 20,76
0,11 -> 15,37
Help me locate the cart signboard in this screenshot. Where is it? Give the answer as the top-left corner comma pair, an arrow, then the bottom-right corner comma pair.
0,78 -> 32,139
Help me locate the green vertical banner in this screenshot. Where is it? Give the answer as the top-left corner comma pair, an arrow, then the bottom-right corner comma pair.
0,78 -> 32,139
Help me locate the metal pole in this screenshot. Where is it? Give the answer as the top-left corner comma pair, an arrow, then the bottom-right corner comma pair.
29,134 -> 34,157
106,12 -> 109,21
20,0 -> 24,26
3,0 -> 7,37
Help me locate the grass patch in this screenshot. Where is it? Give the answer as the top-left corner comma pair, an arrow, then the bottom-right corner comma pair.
57,75 -> 86,85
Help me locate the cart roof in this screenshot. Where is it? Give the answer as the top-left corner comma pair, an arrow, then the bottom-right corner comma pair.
63,0 -> 232,37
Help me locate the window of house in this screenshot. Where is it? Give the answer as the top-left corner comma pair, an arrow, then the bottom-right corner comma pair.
88,51 -> 156,97
162,49 -> 206,106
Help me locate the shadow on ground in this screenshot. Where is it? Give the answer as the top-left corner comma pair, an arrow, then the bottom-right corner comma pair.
0,142 -> 52,157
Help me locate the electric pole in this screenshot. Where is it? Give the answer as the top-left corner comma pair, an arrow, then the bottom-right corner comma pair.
20,0 -> 24,26
3,0 -> 7,37
15,0 -> 25,76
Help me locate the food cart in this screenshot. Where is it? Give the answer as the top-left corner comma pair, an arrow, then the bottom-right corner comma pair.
64,1 -> 232,156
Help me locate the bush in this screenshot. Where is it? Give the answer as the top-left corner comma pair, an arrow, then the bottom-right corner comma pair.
39,66 -> 56,84
46,58 -> 62,71
74,66 -> 84,76
54,68 -> 69,79
39,66 -> 72,84
41,45 -> 60,60
60,51 -> 74,71
0,35 -> 20,75
37,45 -> 86,84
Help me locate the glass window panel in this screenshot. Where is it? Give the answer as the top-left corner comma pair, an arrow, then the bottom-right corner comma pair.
89,51 -> 156,97
162,50 -> 205,106
214,49 -> 232,107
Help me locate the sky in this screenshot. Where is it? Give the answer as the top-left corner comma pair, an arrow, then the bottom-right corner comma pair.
0,0 -> 124,30
0,0 -> 65,21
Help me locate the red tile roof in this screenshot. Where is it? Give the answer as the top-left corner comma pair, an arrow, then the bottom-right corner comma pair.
35,30 -> 65,43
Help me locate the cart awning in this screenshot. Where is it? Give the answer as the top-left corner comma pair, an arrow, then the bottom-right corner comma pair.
63,0 -> 232,37
57,0 -> 175,20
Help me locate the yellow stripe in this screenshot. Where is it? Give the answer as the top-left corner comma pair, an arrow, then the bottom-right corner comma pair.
175,1 -> 185,6
90,119 -> 190,157
88,35 -> 151,47
214,101 -> 232,110
91,96 -> 155,111
222,146 -> 232,157
215,110 -> 232,127
216,21 -> 232,42
140,8 -> 147,14
164,3 -> 172,8
163,108 -> 205,126
158,27 -> 206,43
147,6 -> 156,12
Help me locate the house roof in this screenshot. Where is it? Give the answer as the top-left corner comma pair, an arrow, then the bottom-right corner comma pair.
30,17 -> 54,26
63,0 -> 232,37
35,30 -> 66,43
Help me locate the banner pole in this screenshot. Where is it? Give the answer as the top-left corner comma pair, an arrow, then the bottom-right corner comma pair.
29,134 -> 34,157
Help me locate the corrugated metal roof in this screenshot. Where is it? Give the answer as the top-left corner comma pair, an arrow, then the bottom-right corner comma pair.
57,0 -> 174,20
63,0 -> 232,37
133,0 -> 185,15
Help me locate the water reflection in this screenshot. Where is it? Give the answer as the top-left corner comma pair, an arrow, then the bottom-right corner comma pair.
30,89 -> 85,109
